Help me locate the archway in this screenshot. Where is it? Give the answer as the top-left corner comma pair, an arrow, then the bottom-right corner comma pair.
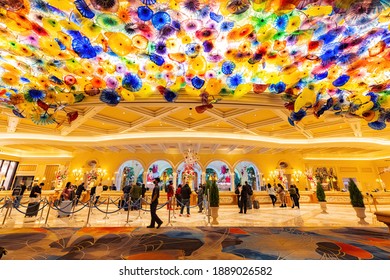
205,160 -> 232,191
146,160 -> 173,190
176,161 -> 202,190
234,161 -> 262,190
116,160 -> 144,190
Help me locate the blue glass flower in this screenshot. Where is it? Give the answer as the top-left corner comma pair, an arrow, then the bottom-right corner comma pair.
314,72 -> 328,80
269,82 -> 286,94
25,89 -> 45,102
220,21 -> 234,32
275,14 -> 288,31
137,6 -> 153,21
72,36 -> 96,59
100,89 -> 121,106
74,0 -> 95,19
163,89 -> 177,102
290,109 -> 307,121
172,20 -> 181,30
122,73 -> 142,92
152,11 -> 171,30
150,54 -> 165,66
227,73 -> 243,89
332,75 -> 350,87
210,12 -> 223,23
222,61 -> 235,75
191,76 -> 205,89
368,121 -> 386,130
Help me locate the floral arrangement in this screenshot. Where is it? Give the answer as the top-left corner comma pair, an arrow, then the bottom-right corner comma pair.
182,164 -> 196,180
87,169 -> 98,181
55,167 -> 69,182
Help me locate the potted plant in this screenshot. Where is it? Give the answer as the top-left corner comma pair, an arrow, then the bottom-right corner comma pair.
316,182 -> 328,214
208,180 -> 219,225
348,179 -> 368,224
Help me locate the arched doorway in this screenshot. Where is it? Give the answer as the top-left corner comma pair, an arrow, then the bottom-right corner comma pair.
205,160 -> 232,191
234,161 -> 262,190
146,160 -> 173,190
116,160 -> 144,190
176,161 -> 202,190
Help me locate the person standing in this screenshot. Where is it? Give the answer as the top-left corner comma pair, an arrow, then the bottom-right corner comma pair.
75,182 -> 86,205
239,182 -> 252,214
180,183 -> 192,217
235,183 -> 242,209
175,184 -> 182,209
196,184 -> 204,213
94,183 -> 103,206
29,182 -> 43,200
245,181 -> 253,209
289,184 -> 300,209
147,178 -> 163,229
277,183 -> 287,207
130,182 -> 142,210
267,183 -> 277,207
166,181 -> 174,210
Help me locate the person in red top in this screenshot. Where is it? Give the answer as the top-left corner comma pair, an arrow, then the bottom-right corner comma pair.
166,181 -> 174,210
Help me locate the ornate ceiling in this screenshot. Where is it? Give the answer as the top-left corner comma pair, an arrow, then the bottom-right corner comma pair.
0,1 -> 390,159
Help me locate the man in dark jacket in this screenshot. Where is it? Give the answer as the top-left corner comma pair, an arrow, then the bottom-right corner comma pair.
180,183 -> 192,217
75,182 -> 86,205
239,182 -> 253,214
147,178 -> 163,229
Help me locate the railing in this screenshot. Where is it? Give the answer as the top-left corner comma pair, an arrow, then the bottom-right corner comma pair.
0,193 -> 209,228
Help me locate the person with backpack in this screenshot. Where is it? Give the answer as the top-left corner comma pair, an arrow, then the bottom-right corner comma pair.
289,184 -> 300,209
179,183 -> 192,217
276,183 -> 287,208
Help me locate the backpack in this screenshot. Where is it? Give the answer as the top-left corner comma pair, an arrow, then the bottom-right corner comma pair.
289,187 -> 296,195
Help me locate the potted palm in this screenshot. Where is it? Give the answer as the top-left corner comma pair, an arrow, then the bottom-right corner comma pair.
348,179 -> 368,224
316,182 -> 328,214
208,180 -> 219,225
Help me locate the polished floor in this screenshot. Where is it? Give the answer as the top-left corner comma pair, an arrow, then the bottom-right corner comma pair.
1,201 -> 389,228
1,202 -> 389,260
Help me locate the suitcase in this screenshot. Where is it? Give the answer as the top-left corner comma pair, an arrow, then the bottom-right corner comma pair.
253,200 -> 260,209
58,200 -> 73,217
25,202 -> 40,217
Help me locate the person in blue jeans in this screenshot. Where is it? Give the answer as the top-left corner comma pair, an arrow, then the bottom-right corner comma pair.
179,183 -> 192,217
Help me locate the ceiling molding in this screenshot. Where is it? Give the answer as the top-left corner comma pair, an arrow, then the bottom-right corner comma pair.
61,107 -> 104,136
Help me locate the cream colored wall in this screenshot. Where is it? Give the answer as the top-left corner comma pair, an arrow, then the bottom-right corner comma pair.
13,152 -> 387,193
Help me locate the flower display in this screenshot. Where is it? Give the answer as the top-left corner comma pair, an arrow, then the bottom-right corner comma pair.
0,1 -> 389,130
55,167 -> 69,182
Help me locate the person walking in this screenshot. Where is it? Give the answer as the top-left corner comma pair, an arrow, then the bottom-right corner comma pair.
147,178 -> 163,229
235,183 -> 242,209
180,183 -> 192,217
267,183 -> 277,207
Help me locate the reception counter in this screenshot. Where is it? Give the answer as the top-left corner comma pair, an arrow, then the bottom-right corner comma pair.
1,189 -> 390,206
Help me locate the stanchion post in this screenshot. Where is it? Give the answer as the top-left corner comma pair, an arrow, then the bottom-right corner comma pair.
1,199 -> 10,227
103,196 -> 110,220
137,198 -> 142,220
206,189 -> 211,226
167,197 -> 173,226
124,196 -> 132,226
44,198 -> 52,227
84,197 -> 93,227
366,193 -> 372,212
171,196 -> 176,219
37,199 -> 45,221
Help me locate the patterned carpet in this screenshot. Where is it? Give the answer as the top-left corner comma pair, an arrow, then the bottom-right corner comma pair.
0,227 -> 389,260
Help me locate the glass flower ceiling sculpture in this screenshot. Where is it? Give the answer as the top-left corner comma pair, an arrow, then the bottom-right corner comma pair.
0,0 -> 390,130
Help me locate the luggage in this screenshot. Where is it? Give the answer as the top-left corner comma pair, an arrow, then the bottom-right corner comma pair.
25,202 -> 40,217
253,200 -> 260,209
58,200 -> 73,217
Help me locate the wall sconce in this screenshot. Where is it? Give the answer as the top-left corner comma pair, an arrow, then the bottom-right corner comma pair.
42,177 -> 46,181
269,170 -> 279,181
96,168 -> 107,178
292,170 -> 303,182
73,168 -> 83,178
376,178 -> 385,190
34,177 -> 40,182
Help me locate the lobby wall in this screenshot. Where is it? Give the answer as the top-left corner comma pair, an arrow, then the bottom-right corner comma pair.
13,152 -> 388,192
